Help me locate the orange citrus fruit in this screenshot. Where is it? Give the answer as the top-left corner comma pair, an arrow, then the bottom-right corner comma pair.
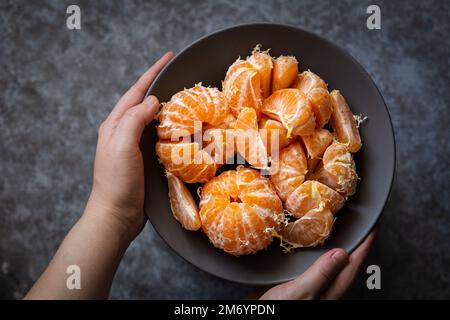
270,142 -> 307,203
157,84 -> 229,139
259,116 -> 292,156
155,141 -> 216,183
223,59 -> 263,118
234,107 -> 268,168
281,207 -> 334,248
203,127 -> 236,167
301,128 -> 334,159
272,55 -> 299,92
261,88 -> 315,137
293,71 -> 332,128
204,112 -> 236,130
310,141 -> 358,197
293,70 -> 328,92
285,180 -> 345,218
248,48 -> 273,98
329,90 -> 362,152
199,166 -> 284,255
300,128 -> 333,171
166,171 -> 201,231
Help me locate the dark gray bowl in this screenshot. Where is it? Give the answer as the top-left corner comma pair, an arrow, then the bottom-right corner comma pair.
142,23 -> 395,285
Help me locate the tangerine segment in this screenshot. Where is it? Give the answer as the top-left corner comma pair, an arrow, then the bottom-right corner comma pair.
293,71 -> 332,128
329,90 -> 362,152
301,129 -> 333,159
272,56 -> 299,92
166,171 -> 201,231
155,140 -> 216,183
301,129 -> 333,173
248,50 -> 273,98
157,85 -> 229,139
199,166 -> 284,255
235,107 -> 268,168
270,142 -> 307,203
259,116 -> 292,156
285,180 -> 345,218
203,128 -> 236,167
310,141 -> 358,197
261,89 -> 315,137
293,70 -> 328,92
281,207 -> 334,248
223,59 -> 263,118
204,112 -> 236,130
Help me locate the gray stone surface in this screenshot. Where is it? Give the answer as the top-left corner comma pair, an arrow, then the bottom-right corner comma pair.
0,0 -> 449,299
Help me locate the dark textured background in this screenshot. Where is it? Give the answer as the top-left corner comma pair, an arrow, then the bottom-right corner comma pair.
1,0 -> 449,299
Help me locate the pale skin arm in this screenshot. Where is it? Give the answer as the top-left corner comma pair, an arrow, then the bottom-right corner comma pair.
25,52 -> 175,299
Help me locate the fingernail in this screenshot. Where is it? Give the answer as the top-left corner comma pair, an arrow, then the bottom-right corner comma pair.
145,95 -> 158,107
331,249 -> 348,266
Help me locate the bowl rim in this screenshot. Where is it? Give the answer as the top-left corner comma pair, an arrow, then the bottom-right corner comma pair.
145,22 -> 396,285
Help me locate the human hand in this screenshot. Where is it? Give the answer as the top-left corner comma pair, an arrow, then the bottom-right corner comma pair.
86,52 -> 174,241
260,230 -> 376,299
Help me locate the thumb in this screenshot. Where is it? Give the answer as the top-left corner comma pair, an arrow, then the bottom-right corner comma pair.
260,248 -> 349,300
113,95 -> 159,146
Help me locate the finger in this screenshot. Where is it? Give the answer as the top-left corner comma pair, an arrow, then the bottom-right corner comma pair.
108,51 -> 174,124
260,248 -> 349,300
320,230 -> 377,299
112,95 -> 160,147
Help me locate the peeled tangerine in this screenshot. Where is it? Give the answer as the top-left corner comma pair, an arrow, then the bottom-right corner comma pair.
293,71 -> 332,128
247,48 -> 273,98
268,143 -> 345,248
199,166 -> 284,255
166,171 -> 201,231
259,116 -> 292,156
285,180 -> 345,218
262,89 -> 315,137
281,180 -> 345,248
223,59 -> 263,118
270,142 -> 307,203
302,129 -> 334,159
204,112 -> 236,130
203,128 -> 236,167
155,141 -> 216,183
272,55 -> 299,92
234,107 -> 268,168
310,141 -> 358,198
157,84 -> 229,140
301,128 -> 333,172
329,90 -> 362,152
281,207 -> 334,248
